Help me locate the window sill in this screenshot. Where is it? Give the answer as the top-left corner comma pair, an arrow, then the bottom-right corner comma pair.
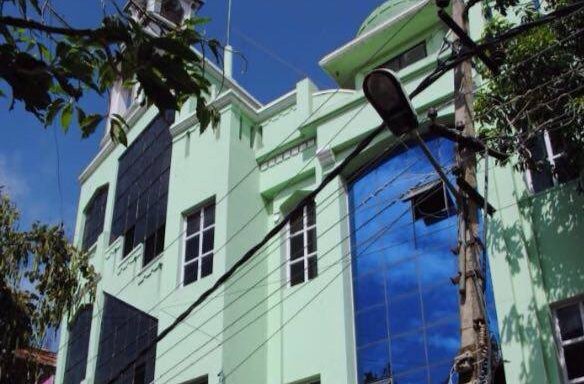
85,241 -> 98,258
104,236 -> 123,261
527,176 -> 583,200
116,243 -> 143,276
137,254 -> 163,285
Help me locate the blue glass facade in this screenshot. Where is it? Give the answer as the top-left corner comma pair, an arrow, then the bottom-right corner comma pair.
349,137 -> 461,384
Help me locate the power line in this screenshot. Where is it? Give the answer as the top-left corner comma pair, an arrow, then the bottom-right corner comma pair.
63,129 -> 413,377
159,167 -> 462,383
73,131 -> 422,378
156,171 -> 452,384
59,3 -> 426,361
103,117 -> 391,384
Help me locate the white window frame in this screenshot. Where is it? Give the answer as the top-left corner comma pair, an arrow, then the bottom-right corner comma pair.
526,129 -> 571,193
286,202 -> 317,286
182,203 -> 215,286
553,299 -> 584,383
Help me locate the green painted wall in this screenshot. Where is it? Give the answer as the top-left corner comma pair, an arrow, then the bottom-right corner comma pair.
55,2 -> 583,384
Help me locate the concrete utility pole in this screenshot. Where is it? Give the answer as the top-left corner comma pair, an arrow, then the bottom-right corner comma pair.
450,0 -> 487,382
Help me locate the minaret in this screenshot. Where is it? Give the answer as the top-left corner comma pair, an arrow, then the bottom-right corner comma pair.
101,0 -> 204,147
125,0 -> 204,32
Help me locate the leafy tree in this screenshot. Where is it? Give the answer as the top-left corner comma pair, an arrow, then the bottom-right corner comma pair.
475,0 -> 583,176
0,0 -> 221,145
0,189 -> 98,381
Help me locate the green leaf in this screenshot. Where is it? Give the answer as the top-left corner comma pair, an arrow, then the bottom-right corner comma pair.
76,107 -> 86,126
80,114 -> 103,138
60,103 -> 73,132
45,98 -> 65,127
110,116 -> 128,146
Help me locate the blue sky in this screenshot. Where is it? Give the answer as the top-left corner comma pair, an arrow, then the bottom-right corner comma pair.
0,0 -> 384,235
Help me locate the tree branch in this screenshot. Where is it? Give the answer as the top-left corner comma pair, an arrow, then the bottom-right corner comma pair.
0,15 -> 95,37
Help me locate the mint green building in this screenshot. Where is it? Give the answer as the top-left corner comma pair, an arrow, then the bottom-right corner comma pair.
55,1 -> 584,383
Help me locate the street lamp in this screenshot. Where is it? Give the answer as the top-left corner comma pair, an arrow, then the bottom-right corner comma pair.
363,68 -> 418,136
363,68 -> 460,199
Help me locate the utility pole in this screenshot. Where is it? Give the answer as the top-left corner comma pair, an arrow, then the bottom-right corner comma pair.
450,0 -> 488,382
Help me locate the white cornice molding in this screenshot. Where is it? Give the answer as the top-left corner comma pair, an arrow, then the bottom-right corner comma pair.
319,0 -> 431,68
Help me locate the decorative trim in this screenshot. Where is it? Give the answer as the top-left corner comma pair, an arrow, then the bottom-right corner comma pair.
264,105 -> 297,125
86,241 -> 98,259
137,257 -> 163,285
259,138 -> 316,171
319,0 -> 431,68
104,236 -> 122,261
316,146 -> 336,168
116,243 -> 143,276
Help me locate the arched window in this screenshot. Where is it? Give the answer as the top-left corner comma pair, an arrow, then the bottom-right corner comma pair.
160,0 -> 184,25
82,185 -> 109,251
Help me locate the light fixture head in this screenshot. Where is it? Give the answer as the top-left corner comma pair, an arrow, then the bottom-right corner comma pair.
363,68 -> 419,136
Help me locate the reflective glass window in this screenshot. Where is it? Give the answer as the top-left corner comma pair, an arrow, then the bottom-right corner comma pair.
94,294 -> 158,384
381,42 -> 427,72
63,305 -> 93,384
110,112 -> 173,264
349,137 -> 500,383
82,186 -> 108,250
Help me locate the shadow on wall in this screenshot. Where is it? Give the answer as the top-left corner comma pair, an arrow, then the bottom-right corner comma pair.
488,179 -> 584,383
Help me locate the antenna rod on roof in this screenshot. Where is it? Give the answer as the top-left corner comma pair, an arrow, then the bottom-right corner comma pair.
226,0 -> 233,45
224,0 -> 234,78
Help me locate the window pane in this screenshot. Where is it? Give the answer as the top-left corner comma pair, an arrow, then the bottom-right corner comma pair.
422,285 -> 459,324
204,204 -> 215,227
426,320 -> 459,365
548,129 -> 566,154
123,226 -> 135,257
201,253 -> 213,278
290,208 -> 304,234
144,233 -> 156,266
386,258 -> 418,296
306,202 -> 316,226
185,236 -> 200,262
402,42 -> 427,67
356,305 -> 388,347
390,333 -> 426,376
564,341 -> 584,380
307,228 -> 317,254
387,293 -> 423,336
308,255 -> 318,280
357,342 -> 390,384
133,363 -> 146,384
202,228 -> 214,254
155,224 -> 165,256
186,211 -> 201,236
395,368 -> 428,384
385,56 -> 401,71
557,304 -> 583,341
290,261 -> 305,286
290,233 -> 304,260
184,261 -> 199,285
554,155 -> 579,184
354,273 -> 385,310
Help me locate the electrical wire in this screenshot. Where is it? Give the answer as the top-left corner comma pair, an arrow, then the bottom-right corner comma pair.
155,169 -> 453,384
77,133 -> 420,379
59,3 -> 427,363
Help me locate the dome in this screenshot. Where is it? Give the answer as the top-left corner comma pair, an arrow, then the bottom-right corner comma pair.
357,0 -> 420,36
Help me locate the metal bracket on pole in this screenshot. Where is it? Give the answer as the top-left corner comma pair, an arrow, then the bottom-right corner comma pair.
437,9 -> 500,74
429,122 -> 509,161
